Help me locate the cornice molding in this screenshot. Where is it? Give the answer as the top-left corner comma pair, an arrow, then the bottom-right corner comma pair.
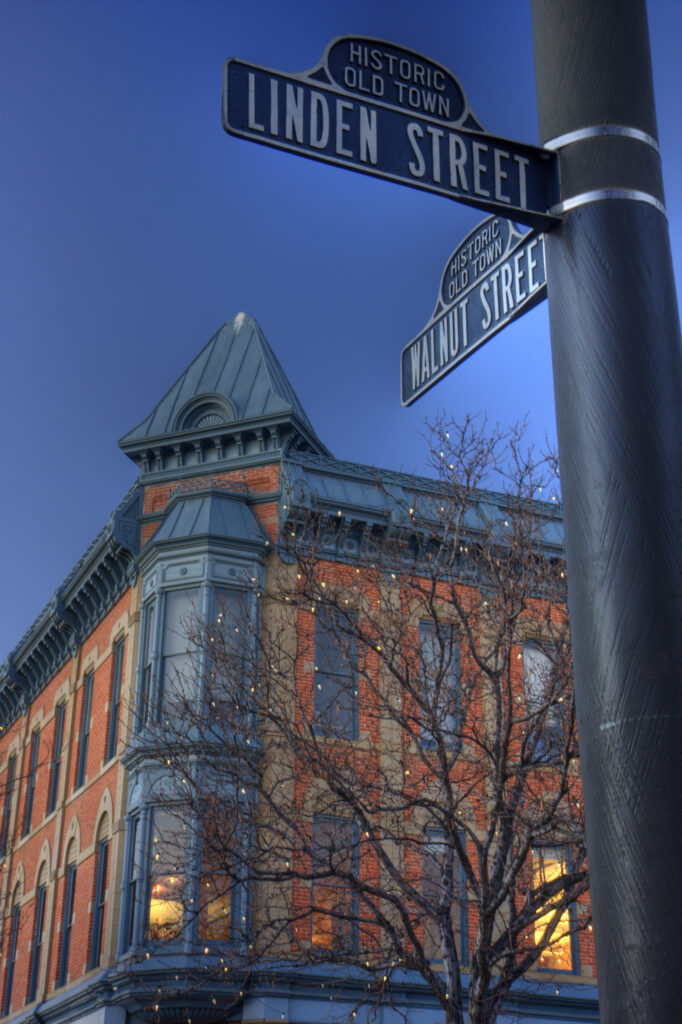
0,486 -> 143,730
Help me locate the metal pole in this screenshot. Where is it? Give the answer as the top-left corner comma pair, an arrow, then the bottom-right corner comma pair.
530,1 -> 682,1019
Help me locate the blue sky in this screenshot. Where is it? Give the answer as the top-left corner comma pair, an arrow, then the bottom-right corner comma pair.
2,0 -> 680,655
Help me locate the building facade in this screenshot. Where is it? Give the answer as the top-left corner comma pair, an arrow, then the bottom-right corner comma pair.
0,315 -> 599,1024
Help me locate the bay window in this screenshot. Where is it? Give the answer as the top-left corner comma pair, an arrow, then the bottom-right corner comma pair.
148,808 -> 188,941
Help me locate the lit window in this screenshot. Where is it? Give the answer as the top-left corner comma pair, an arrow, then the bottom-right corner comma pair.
311,818 -> 357,951
419,621 -> 461,750
199,806 -> 232,941
532,848 -> 576,971
313,610 -> 358,738
149,809 -> 187,941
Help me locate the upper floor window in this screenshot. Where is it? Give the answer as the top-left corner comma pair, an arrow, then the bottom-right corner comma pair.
311,816 -> 358,951
106,638 -> 125,761
161,589 -> 199,710
422,829 -> 468,963
48,703 -> 66,814
137,602 -> 156,730
75,671 -> 94,790
135,583 -> 252,732
523,644 -> 562,760
23,728 -> 41,836
532,847 -> 578,972
419,621 -> 461,750
0,755 -> 17,856
313,610 -> 358,739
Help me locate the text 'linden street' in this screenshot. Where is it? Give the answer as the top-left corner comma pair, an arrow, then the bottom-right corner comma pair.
245,73 -> 531,210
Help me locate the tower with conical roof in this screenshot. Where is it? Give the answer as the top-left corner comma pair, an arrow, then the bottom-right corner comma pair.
119,313 -> 330,477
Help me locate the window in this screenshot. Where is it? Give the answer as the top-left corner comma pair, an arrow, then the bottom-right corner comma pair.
0,754 -> 17,856
532,848 -> 577,971
75,671 -> 94,790
161,589 -> 198,710
199,807 -> 232,942
28,879 -> 47,1001
148,809 -> 187,941
90,838 -> 109,968
419,621 -> 461,750
57,861 -> 77,986
422,830 -> 468,962
523,644 -> 562,759
311,817 -> 358,951
106,638 -> 125,760
313,610 -> 358,738
121,816 -> 140,951
137,602 -> 156,730
2,898 -> 20,1015
23,729 -> 41,836
48,703 -> 66,814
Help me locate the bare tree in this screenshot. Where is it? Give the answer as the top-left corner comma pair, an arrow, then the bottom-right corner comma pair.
147,418 -> 590,1024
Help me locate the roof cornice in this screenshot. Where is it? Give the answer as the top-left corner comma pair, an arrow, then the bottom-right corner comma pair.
0,485 -> 143,729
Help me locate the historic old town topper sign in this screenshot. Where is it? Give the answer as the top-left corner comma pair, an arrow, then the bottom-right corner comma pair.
223,36 -> 559,229
401,216 -> 547,405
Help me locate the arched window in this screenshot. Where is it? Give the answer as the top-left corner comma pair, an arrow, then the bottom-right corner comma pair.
2,885 -> 21,1015
90,817 -> 110,968
58,841 -> 78,987
28,865 -> 47,1001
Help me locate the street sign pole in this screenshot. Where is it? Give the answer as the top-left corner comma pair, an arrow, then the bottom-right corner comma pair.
531,1 -> 682,1020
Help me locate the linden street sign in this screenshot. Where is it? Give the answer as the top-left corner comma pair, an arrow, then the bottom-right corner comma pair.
223,37 -> 559,228
401,216 -> 547,405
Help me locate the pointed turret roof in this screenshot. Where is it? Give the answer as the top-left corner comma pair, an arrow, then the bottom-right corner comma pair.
119,314 -> 330,471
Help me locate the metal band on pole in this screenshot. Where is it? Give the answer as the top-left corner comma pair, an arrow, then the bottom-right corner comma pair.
544,124 -> 660,152
531,2 -> 682,1021
549,189 -> 667,217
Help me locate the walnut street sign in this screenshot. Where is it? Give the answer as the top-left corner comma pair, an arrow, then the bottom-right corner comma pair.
401,216 -> 547,405
223,37 -> 559,230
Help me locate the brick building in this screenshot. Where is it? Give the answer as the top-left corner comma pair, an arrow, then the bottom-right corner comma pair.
0,315 -> 599,1024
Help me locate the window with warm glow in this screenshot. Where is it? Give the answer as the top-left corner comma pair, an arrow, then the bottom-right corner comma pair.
149,809 -> 187,940
199,874 -> 231,940
533,848 -> 575,971
311,818 -> 357,951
